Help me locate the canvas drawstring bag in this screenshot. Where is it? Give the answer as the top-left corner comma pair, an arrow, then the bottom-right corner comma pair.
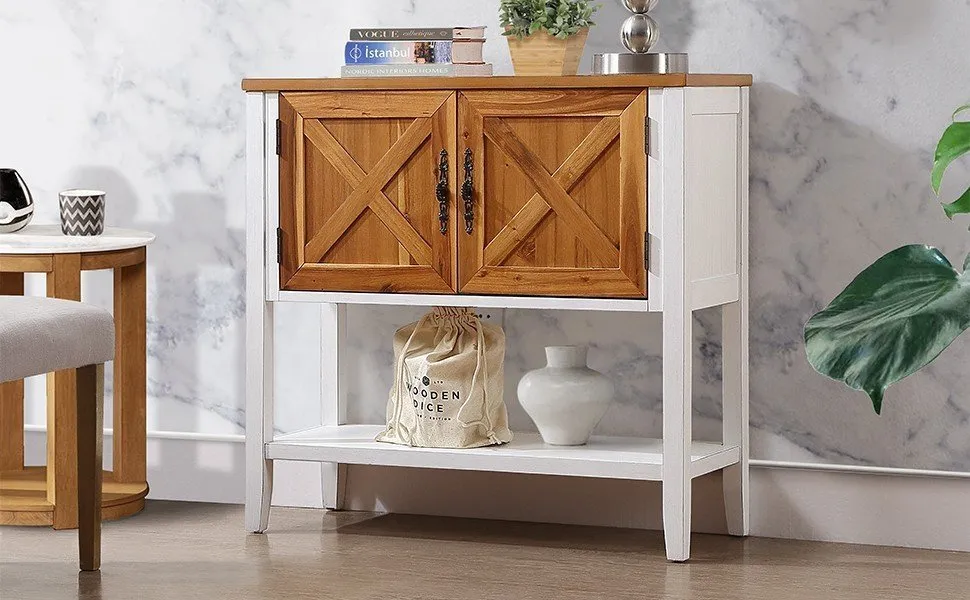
377,307 -> 512,448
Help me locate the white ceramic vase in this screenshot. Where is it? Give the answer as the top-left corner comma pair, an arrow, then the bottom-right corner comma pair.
517,346 -> 615,446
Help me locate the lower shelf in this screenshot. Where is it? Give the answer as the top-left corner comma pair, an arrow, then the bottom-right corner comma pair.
265,425 -> 740,482
0,466 -> 148,527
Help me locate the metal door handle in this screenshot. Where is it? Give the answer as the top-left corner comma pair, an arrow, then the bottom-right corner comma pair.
461,148 -> 474,234
436,149 -> 449,235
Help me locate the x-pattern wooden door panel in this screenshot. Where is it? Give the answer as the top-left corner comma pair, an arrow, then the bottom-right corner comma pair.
279,91 -> 458,292
457,90 -> 647,298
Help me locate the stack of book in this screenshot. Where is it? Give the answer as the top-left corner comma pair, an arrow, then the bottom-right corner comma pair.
341,26 -> 493,78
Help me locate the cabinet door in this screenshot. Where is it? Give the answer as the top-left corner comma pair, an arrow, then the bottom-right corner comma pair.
457,90 -> 647,297
279,91 -> 457,292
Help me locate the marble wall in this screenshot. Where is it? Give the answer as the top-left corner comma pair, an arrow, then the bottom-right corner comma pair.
3,0 -> 970,471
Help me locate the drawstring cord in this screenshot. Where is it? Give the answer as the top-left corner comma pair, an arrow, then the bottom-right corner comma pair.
390,314 -> 429,446
456,322 -> 497,442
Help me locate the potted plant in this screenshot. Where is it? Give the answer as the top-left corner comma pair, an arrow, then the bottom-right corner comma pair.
500,0 -> 598,76
804,102 -> 970,414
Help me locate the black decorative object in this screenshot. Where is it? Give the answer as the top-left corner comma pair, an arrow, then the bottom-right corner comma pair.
436,149 -> 449,235
462,148 -> 474,234
59,189 -> 106,236
0,169 -> 34,234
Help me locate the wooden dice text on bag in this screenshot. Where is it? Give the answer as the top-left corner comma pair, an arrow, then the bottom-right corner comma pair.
0,225 -> 154,528
243,74 -> 751,562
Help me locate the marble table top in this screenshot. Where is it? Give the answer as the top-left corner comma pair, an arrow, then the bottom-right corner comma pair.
0,224 -> 156,254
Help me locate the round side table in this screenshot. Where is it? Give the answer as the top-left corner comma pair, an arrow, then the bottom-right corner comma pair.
0,224 -> 155,528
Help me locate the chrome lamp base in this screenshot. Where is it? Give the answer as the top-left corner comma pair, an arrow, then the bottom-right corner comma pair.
592,52 -> 689,75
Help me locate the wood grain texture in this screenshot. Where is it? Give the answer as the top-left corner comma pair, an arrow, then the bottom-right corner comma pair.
302,117 -> 433,263
46,253 -> 81,530
507,29 -> 589,76
0,466 -> 146,526
278,95 -> 300,287
243,74 -> 754,91
79,247 -> 145,271
76,363 -> 102,571
618,92 -> 647,291
113,259 -> 147,484
457,90 -> 645,298
483,195 -> 551,267
284,90 -> 451,118
457,95 -> 485,290
461,267 -> 643,297
459,89 -> 638,117
686,73 -> 754,87
0,272 -> 24,472
484,117 -> 621,266
482,118 -> 618,265
0,254 -> 53,273
283,92 -> 457,293
303,119 -> 367,187
4,503 -> 970,600
285,265 -> 454,294
431,97 -> 459,286
0,271 -> 24,294
294,113 -> 307,269
0,500 -> 145,527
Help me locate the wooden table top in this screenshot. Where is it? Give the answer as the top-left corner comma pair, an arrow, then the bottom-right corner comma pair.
242,73 -> 753,92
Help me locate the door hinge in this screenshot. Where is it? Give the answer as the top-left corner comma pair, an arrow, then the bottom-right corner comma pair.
276,227 -> 283,264
644,116 -> 651,155
275,119 -> 282,156
643,232 -> 650,270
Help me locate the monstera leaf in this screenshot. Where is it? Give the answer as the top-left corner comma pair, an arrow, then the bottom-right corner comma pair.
805,245 -> 970,414
933,104 -> 970,218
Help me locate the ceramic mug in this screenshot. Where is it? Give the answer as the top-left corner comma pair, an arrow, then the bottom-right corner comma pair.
0,168 -> 34,233
59,189 -> 106,236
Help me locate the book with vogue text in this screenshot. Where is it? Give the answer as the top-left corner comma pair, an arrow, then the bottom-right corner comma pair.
349,26 -> 486,41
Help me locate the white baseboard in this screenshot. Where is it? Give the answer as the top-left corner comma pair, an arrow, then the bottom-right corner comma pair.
23,425 -> 244,505
22,429 -> 970,552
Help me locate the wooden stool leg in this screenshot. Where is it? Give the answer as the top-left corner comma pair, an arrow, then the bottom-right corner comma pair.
76,364 -> 103,572
0,272 -> 25,471
47,254 -> 82,529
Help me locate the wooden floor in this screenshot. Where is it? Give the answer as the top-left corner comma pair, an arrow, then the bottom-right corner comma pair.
1,501 -> 969,600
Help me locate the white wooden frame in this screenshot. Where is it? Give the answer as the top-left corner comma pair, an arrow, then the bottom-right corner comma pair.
244,86 -> 749,562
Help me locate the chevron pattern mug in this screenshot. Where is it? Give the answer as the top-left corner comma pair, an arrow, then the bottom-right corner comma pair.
59,189 -> 106,236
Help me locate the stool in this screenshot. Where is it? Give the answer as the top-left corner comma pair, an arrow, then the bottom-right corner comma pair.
0,296 -> 114,571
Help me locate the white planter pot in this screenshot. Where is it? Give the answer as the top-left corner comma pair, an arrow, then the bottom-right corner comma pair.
517,346 -> 615,446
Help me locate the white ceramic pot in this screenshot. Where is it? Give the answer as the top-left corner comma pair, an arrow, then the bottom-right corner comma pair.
517,346 -> 615,446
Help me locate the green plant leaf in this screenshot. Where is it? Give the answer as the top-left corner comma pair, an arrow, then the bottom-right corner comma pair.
499,0 -> 597,38
931,109 -> 970,196
804,245 -> 970,414
942,186 -> 970,220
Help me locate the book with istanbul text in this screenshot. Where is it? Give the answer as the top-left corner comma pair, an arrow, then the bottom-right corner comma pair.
344,40 -> 484,65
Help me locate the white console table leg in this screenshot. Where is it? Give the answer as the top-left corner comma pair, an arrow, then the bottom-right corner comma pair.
722,86 -> 750,536
722,298 -> 749,535
660,86 -> 692,562
245,90 -> 274,533
321,303 -> 348,510
662,281 -> 693,562
245,301 -> 275,532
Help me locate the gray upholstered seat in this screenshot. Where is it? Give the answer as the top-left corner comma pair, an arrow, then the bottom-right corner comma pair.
0,296 -> 114,383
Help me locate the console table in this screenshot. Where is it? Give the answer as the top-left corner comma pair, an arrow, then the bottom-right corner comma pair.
242,74 -> 751,561
0,225 -> 154,528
